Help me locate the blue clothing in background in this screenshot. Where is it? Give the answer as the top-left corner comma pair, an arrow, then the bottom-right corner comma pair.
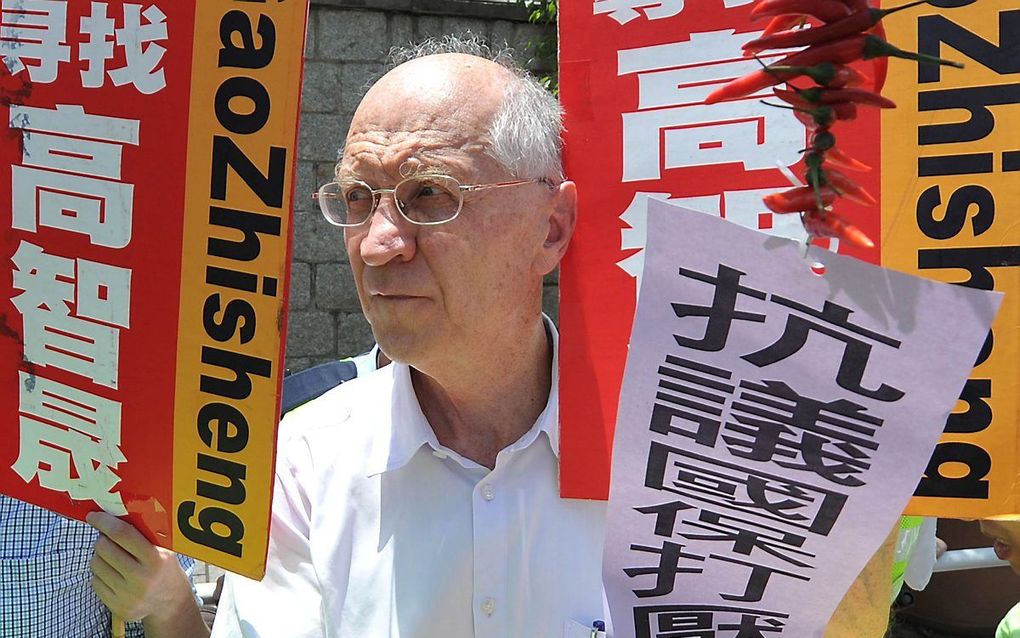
0,495 -> 194,638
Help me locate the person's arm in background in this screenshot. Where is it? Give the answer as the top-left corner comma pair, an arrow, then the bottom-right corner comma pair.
87,512 -> 210,638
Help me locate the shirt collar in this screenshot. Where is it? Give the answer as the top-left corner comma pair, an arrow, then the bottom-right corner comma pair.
366,315 -> 560,477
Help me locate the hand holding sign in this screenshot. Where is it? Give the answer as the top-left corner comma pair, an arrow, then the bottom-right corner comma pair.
88,511 -> 209,638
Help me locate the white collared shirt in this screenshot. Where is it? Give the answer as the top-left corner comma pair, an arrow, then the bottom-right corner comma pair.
212,329 -> 607,638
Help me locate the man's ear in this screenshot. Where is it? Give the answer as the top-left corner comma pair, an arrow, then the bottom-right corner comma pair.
534,180 -> 577,276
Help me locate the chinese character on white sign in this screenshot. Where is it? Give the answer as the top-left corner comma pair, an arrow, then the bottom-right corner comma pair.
1,0 -> 168,92
13,371 -> 127,514
0,0 -> 70,83
618,30 -> 803,182
10,240 -> 132,388
10,103 -> 140,248
594,0 -> 754,25
594,0 -> 686,25
82,3 -> 169,94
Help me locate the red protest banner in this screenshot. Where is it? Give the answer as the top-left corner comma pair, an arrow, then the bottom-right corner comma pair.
558,0 -> 1020,517
0,0 -> 308,579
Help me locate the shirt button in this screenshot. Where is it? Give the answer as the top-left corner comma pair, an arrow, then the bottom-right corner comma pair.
481,597 -> 496,616
482,484 -> 495,501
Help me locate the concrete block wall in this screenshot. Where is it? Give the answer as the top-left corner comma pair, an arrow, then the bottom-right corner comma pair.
286,0 -> 558,373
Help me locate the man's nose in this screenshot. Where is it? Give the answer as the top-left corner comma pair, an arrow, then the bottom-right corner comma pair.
357,195 -> 416,266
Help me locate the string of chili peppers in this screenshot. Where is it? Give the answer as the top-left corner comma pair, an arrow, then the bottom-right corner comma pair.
704,0 -> 964,250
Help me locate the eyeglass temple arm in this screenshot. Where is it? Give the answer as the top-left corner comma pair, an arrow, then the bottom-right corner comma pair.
460,178 -> 556,192
312,191 -> 342,200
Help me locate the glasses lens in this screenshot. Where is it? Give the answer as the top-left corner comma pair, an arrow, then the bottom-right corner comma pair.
318,182 -> 345,225
395,175 -> 462,224
319,181 -> 370,226
333,180 -> 376,226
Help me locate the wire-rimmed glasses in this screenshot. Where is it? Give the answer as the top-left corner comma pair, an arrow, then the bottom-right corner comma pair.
313,174 -> 550,227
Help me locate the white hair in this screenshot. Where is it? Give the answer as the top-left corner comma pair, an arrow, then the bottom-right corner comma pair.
387,34 -> 564,182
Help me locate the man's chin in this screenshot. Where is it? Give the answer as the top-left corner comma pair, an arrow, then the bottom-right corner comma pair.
370,326 -> 431,365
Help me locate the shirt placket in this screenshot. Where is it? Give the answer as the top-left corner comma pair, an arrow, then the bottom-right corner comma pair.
472,464 -> 509,637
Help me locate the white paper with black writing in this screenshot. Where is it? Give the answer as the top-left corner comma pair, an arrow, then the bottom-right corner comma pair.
603,200 -> 1002,638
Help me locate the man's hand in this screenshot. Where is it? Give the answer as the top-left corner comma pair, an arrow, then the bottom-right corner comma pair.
88,511 -> 210,638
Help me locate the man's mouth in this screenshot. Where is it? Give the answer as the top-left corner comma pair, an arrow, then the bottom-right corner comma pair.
993,539 -> 1012,561
375,293 -> 420,300
367,285 -> 420,299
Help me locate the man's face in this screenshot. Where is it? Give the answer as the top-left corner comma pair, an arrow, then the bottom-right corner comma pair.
338,55 -> 565,369
979,519 -> 1020,574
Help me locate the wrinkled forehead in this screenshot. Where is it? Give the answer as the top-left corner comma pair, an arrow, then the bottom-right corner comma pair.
338,122 -> 491,181
339,55 -> 508,180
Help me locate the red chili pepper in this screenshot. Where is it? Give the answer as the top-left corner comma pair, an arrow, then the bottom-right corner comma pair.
750,0 -> 852,24
783,33 -> 962,69
765,63 -> 869,88
773,87 -> 817,109
706,67 -> 803,104
773,100 -> 837,128
744,21 -> 865,54
706,35 -> 960,104
775,35 -> 872,68
838,0 -> 871,12
793,106 -> 861,131
802,210 -> 874,248
744,0 -> 930,54
830,101 -> 858,120
825,168 -> 877,205
761,14 -> 803,36
793,108 -> 851,129
825,146 -> 872,172
794,108 -> 819,129
802,149 -> 874,204
764,185 -> 837,213
762,14 -> 806,37
870,20 -> 889,92
773,89 -> 858,121
797,87 -> 896,108
845,64 -> 873,88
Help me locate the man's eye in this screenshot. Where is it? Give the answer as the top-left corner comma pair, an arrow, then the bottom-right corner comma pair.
345,188 -> 371,203
419,185 -> 441,197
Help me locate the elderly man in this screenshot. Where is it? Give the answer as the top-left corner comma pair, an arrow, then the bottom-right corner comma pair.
209,39 -> 606,637
83,38 -> 603,637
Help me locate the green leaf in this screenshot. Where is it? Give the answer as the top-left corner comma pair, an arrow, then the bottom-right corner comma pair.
513,0 -> 559,94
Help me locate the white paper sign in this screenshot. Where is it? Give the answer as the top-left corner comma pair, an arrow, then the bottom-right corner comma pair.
604,201 -> 1002,638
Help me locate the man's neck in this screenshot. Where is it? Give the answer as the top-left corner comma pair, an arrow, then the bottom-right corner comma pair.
411,318 -> 552,469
